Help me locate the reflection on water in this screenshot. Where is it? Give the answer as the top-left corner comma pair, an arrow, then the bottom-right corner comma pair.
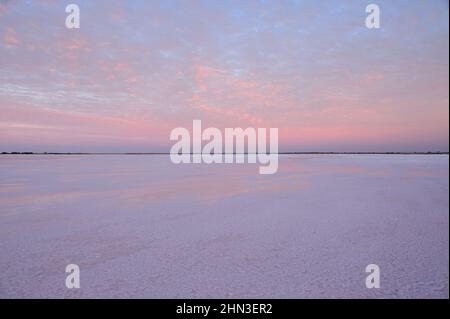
1,154 -> 448,209
0,155 -> 310,207
0,154 -> 448,298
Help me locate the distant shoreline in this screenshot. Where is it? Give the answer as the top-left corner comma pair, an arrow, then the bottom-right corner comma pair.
1,152 -> 448,155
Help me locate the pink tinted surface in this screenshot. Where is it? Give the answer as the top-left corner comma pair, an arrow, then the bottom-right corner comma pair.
0,154 -> 448,298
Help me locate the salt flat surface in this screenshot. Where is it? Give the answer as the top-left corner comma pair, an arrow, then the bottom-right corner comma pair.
0,154 -> 448,298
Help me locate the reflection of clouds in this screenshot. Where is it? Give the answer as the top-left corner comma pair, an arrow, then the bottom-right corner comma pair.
122,175 -> 311,205
0,167 -> 310,207
1,155 -> 448,218
408,169 -> 449,178
0,155 -> 312,210
280,155 -> 394,178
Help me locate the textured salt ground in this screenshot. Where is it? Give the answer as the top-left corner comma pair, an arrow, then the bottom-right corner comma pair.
0,154 -> 448,298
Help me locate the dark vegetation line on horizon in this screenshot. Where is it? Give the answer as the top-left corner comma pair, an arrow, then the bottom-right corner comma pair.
1,151 -> 448,155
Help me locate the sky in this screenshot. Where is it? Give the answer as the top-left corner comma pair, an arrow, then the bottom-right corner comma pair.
0,0 -> 448,152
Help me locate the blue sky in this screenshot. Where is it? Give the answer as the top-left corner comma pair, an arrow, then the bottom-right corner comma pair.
0,0 -> 448,152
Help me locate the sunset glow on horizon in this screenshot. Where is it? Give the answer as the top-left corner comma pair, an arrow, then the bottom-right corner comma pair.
1,0 -> 448,152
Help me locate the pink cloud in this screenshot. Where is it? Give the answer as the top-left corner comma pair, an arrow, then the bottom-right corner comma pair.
3,27 -> 19,48
0,104 -> 171,150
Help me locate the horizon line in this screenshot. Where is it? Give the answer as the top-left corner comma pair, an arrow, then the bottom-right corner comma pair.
1,151 -> 448,155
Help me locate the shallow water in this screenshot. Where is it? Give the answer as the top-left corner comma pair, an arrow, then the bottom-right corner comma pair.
0,154 -> 448,298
